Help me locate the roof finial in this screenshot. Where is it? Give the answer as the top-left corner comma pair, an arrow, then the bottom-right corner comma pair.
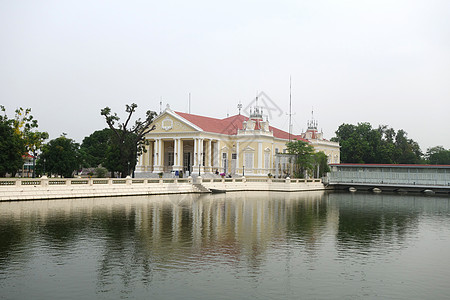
237,101 -> 242,115
307,106 -> 318,129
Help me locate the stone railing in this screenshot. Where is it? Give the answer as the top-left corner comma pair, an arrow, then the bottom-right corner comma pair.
0,176 -> 325,201
0,176 -> 193,187
200,177 -> 322,184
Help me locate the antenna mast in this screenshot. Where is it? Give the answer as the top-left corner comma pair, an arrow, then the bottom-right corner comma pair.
289,76 -> 292,142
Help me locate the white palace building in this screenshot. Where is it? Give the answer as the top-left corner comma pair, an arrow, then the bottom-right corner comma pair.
135,105 -> 340,178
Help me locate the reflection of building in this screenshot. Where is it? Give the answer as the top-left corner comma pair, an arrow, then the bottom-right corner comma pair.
136,105 -> 309,177
300,112 -> 340,164
136,105 -> 340,177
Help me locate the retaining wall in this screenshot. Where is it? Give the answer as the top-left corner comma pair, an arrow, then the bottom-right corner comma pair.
0,176 -> 326,201
202,177 -> 325,192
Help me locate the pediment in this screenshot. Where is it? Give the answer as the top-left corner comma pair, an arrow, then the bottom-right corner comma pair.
149,111 -> 200,134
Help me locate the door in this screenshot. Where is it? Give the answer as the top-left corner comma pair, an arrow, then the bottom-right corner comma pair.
222,153 -> 228,174
183,152 -> 191,174
231,153 -> 237,175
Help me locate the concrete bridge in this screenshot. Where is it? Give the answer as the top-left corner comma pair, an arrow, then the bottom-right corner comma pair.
327,164 -> 450,195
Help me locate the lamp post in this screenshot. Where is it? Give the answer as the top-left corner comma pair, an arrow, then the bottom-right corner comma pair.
32,151 -> 36,178
43,158 -> 46,175
243,165 -> 245,177
127,161 -> 130,176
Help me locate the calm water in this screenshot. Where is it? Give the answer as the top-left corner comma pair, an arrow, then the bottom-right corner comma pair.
1,191 -> 450,300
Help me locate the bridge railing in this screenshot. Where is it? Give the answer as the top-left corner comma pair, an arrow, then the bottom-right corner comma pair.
328,171 -> 450,186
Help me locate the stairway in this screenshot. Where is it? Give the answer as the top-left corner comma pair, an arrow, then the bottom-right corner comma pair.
193,184 -> 211,193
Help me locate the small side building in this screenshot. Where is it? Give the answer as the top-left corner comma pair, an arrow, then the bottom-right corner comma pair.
300,116 -> 340,164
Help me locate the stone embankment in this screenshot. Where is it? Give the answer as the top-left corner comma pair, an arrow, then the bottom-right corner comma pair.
0,176 -> 327,201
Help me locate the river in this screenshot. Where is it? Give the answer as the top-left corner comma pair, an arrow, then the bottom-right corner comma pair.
1,191 -> 450,299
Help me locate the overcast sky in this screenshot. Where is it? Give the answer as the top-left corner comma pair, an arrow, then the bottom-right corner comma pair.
1,0 -> 449,151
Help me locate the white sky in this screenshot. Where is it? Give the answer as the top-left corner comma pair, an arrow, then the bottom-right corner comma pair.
1,0 -> 449,151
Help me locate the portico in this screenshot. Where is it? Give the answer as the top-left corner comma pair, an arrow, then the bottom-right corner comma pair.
135,136 -> 221,176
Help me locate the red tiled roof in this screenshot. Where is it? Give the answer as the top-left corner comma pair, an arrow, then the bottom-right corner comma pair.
174,111 -> 308,142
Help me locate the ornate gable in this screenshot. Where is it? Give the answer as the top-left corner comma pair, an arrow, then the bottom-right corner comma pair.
149,108 -> 201,134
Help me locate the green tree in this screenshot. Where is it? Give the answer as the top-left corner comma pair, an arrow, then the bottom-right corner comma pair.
395,130 -> 422,164
332,123 -> 373,163
332,123 -> 422,164
425,146 -> 450,165
0,106 -> 25,177
38,135 -> 80,178
101,103 -> 157,177
80,128 -> 113,168
286,140 -> 315,178
311,151 -> 330,178
12,107 -> 48,177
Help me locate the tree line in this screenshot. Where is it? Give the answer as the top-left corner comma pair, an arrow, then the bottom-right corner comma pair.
331,122 -> 450,164
0,104 -> 156,178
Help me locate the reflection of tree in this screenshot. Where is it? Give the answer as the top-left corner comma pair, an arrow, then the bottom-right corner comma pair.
285,196 -> 328,241
0,218 -> 29,268
40,213 -> 90,247
334,193 -> 421,254
96,208 -> 140,294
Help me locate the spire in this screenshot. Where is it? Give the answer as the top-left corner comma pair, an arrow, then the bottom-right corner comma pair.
307,107 -> 318,130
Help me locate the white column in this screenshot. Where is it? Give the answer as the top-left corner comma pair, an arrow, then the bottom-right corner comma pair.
215,142 -> 220,169
193,138 -> 198,174
153,140 -> 158,167
153,139 -> 161,173
136,149 -> 143,172
199,138 -> 204,173
200,139 -> 204,166
236,141 -> 240,173
158,139 -> 163,167
193,138 -> 198,166
207,140 -> 212,168
275,155 -> 279,178
148,143 -> 153,171
174,138 -> 178,167
173,138 -> 182,172
258,142 -> 263,174
177,138 -> 182,166
271,142 -> 274,174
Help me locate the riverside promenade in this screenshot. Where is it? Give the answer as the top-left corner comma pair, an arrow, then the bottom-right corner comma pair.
0,176 -> 326,201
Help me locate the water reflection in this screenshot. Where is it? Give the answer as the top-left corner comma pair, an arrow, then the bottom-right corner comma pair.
1,192 -> 450,299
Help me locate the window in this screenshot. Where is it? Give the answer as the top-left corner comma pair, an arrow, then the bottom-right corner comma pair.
168,152 -> 174,166
244,153 -> 253,171
232,153 -> 237,159
275,148 -> 279,153
222,153 -> 227,159
264,153 -> 270,170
